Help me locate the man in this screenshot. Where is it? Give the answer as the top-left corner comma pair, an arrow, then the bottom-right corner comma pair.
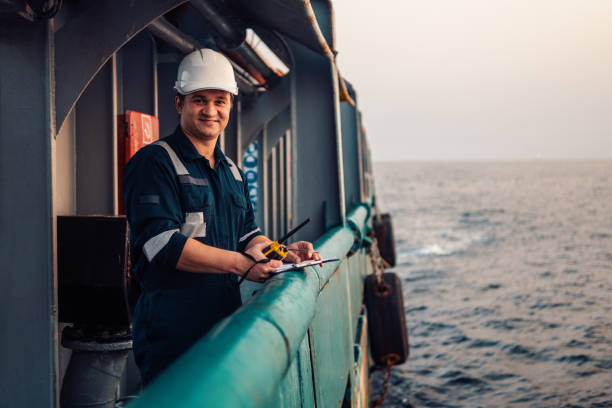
123,48 -> 319,385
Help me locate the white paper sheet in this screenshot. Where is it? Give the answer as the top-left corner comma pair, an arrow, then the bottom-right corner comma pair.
272,258 -> 340,274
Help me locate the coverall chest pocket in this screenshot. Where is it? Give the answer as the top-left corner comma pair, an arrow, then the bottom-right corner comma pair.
230,192 -> 246,215
227,191 -> 247,234
180,185 -> 213,238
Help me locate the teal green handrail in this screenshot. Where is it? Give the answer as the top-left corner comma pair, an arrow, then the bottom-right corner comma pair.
129,203 -> 371,408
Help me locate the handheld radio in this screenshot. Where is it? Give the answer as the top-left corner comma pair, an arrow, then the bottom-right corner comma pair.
262,218 -> 310,260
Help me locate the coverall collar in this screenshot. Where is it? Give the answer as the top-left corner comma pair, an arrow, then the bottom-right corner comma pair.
172,126 -> 229,167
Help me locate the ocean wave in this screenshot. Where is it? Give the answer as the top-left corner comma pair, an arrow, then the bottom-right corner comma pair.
373,160 -> 612,407
398,231 -> 497,264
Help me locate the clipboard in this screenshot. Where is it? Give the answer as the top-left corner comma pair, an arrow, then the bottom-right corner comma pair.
271,258 -> 340,274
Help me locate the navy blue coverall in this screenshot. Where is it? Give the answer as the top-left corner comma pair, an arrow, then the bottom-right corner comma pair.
123,126 -> 262,384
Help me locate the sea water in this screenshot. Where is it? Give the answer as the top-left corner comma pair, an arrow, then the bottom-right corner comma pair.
372,160 -> 612,407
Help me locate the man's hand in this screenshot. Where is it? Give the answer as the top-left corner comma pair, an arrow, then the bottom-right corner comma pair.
285,241 -> 322,264
242,241 -> 283,282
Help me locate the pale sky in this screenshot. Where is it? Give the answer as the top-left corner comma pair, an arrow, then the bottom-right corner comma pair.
333,0 -> 612,161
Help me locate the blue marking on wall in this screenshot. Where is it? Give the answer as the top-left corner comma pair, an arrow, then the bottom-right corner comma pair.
243,141 -> 258,214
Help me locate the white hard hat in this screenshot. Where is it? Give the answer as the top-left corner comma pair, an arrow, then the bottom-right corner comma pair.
174,48 -> 238,96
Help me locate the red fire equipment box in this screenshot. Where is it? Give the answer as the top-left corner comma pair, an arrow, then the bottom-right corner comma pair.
117,110 -> 159,213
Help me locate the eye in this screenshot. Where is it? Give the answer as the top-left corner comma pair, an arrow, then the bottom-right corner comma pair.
215,99 -> 226,106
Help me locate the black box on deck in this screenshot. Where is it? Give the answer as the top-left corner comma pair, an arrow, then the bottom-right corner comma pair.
57,215 -> 135,327
364,272 -> 409,366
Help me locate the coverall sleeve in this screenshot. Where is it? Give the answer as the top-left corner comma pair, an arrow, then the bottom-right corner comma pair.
123,145 -> 188,268
236,167 -> 263,252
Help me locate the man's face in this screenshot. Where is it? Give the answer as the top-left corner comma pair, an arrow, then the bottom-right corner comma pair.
175,89 -> 232,141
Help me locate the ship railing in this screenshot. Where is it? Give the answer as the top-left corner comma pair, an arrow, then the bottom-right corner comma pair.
128,202 -> 373,407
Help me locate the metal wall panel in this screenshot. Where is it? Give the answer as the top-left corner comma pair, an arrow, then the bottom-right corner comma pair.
263,106 -> 291,157
0,19 -> 56,408
75,60 -> 115,214
341,100 -> 362,214
272,335 -> 316,408
240,76 -> 291,150
157,59 -> 181,137
348,250 -> 367,339
287,38 -> 342,242
309,262 -> 354,408
121,32 -> 157,116
273,351 -> 301,408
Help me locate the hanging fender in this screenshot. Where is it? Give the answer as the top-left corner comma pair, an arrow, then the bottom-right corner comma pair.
364,272 -> 409,367
373,213 -> 396,267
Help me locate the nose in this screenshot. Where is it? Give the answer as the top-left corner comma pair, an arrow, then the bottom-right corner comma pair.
201,101 -> 216,116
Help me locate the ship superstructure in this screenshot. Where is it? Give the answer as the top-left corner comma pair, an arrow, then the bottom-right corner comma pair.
0,1 -> 398,407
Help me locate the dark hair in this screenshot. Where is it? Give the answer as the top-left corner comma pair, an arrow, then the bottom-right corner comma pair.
176,92 -> 234,100
175,91 -> 234,112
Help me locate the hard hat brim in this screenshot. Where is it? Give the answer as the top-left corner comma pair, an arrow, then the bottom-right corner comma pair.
175,84 -> 239,96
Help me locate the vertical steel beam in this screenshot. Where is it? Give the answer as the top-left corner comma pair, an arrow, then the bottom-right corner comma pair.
330,60 -> 347,222
236,99 -> 242,165
356,111 -> 364,202
254,131 -> 264,230
0,19 -> 56,407
278,136 -> 285,236
285,130 -> 293,230
311,0 -> 347,223
152,35 -> 160,119
111,54 -> 119,215
270,145 -> 278,238
261,125 -> 269,235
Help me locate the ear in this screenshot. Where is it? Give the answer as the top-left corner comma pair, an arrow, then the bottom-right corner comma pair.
174,95 -> 183,115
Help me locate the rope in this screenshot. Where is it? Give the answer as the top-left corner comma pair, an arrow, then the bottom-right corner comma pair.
368,236 -> 387,288
371,359 -> 393,408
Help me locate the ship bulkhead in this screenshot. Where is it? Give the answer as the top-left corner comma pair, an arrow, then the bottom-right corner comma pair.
0,1 -> 382,406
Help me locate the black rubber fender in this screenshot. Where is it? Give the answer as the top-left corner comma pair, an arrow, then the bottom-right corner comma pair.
364,272 -> 409,367
374,213 -> 397,267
